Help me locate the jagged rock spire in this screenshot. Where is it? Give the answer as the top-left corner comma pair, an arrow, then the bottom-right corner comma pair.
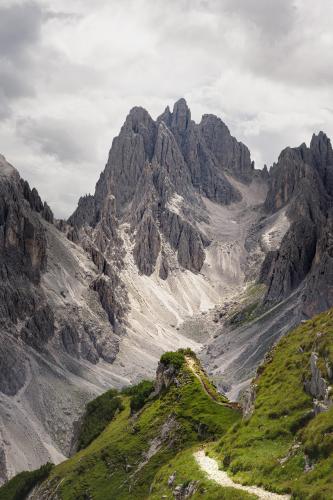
69,99 -> 261,276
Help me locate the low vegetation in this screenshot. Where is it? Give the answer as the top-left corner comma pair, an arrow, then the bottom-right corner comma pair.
160,350 -> 186,369
122,379 -> 154,413
78,388 -> 124,450
228,283 -> 266,327
0,463 -> 53,500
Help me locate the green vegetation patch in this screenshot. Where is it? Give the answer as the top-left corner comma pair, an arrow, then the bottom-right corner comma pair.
160,350 -> 185,369
0,463 -> 53,500
122,379 -> 154,413
227,283 -> 267,327
78,388 -> 124,450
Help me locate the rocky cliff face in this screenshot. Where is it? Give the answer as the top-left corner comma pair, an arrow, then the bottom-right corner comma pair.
69,98 -> 260,278
259,133 -> 333,315
0,155 -> 127,482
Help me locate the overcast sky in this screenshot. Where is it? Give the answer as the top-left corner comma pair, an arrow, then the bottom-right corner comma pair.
1,0 -> 333,218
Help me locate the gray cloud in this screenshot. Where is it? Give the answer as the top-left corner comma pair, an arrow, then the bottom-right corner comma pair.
220,0 -> 296,38
0,65 -> 35,99
16,116 -> 97,163
0,2 -> 42,61
0,0 -> 332,218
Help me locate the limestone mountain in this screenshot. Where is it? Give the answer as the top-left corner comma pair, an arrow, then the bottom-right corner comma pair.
0,99 -> 333,488
69,98 -> 258,278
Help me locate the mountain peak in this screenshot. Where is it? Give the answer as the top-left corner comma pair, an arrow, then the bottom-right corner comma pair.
0,154 -> 18,180
171,97 -> 191,133
310,130 -> 333,195
310,130 -> 333,155
157,105 -> 172,126
125,106 -> 154,131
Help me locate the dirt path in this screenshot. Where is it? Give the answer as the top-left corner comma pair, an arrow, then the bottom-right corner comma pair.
194,450 -> 290,500
185,356 -> 224,403
185,356 -> 239,409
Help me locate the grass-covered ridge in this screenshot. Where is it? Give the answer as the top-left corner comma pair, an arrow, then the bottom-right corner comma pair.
215,308 -> 333,499
32,351 -> 241,499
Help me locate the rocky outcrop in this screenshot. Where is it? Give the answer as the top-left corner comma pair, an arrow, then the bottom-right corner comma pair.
154,361 -> 179,395
173,480 -> 199,499
304,352 -> 332,415
160,209 -> 207,273
0,154 -> 125,367
133,211 -> 161,275
164,100 -> 242,204
0,160 -> 49,369
97,106 -> 157,216
301,209 -> 333,317
260,217 -> 317,300
21,305 -> 55,349
0,336 -> 27,396
68,194 -> 96,228
0,181 -> 47,283
240,384 -> 256,418
310,132 -> 333,196
90,274 -> 126,332
159,250 -> 169,280
21,179 -> 54,224
199,113 -> 254,183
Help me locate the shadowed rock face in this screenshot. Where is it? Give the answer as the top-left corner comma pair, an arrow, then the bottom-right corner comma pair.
0,161 -> 48,361
0,155 -> 128,481
69,98 -> 258,277
0,155 -> 126,374
260,133 -> 333,314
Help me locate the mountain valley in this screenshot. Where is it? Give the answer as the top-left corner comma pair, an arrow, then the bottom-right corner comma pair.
0,99 -> 332,498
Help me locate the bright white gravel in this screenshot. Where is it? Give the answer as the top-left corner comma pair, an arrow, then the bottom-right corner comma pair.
194,450 -> 291,500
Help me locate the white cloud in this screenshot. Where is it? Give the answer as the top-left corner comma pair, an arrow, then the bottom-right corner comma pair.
0,0 -> 333,217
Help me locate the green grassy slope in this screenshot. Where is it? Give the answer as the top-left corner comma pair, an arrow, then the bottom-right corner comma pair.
32,351 -> 242,500
2,311 -> 333,500
215,308 -> 333,499
149,446 -> 255,499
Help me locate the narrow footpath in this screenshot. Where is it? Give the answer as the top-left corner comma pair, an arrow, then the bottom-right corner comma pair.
194,450 -> 291,500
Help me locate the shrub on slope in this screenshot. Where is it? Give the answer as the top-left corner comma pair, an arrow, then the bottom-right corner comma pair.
0,463 -> 53,500
78,388 -> 124,450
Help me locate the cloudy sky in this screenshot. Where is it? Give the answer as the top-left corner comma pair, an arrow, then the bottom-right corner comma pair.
1,0 -> 333,217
